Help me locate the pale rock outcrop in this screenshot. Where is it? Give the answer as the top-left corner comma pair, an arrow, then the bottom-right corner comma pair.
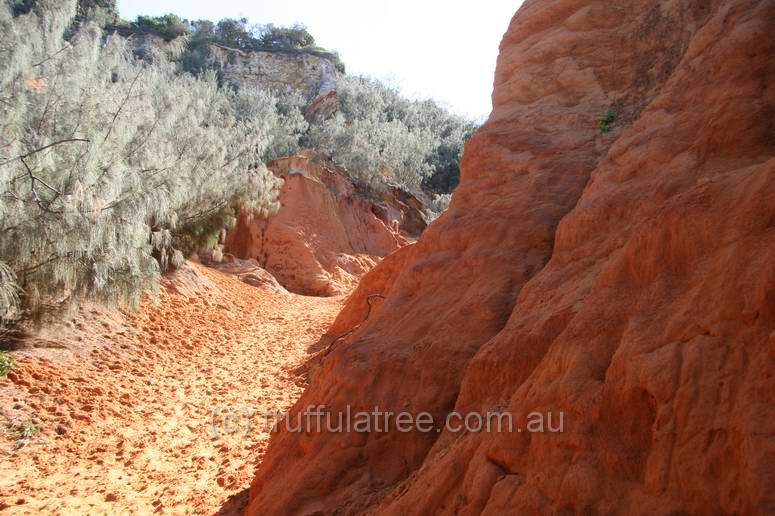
247,0 -> 775,514
123,31 -> 174,62
113,29 -> 340,100
206,44 -> 339,99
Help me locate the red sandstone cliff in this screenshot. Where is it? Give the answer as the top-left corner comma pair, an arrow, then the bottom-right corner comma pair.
247,0 -> 775,514
224,153 -> 424,296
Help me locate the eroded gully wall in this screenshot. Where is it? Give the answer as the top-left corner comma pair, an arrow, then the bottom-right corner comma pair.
247,1 -> 775,514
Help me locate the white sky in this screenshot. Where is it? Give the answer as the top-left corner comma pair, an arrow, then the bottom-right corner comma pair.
115,1 -> 523,120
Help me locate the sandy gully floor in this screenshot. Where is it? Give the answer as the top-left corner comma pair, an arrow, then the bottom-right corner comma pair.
0,263 -> 344,514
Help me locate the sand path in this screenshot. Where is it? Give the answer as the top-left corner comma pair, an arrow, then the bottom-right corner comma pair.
0,263 -> 343,514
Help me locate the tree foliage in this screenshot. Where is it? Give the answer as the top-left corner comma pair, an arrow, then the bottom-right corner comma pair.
130,13 -> 190,39
306,76 -> 477,192
264,91 -> 309,161
183,18 -> 315,53
257,23 -> 315,49
211,17 -> 255,50
75,0 -> 117,24
0,0 -> 280,324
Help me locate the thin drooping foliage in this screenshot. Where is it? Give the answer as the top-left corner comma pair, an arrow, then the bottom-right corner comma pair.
264,90 -> 309,161
306,76 -> 478,192
0,0 -> 281,324
427,193 -> 452,221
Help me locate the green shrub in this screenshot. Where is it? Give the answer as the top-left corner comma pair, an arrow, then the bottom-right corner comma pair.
189,19 -> 316,52
75,0 -> 117,24
598,107 -> 616,133
211,17 -> 256,50
0,0 -> 280,323
0,351 -> 15,376
257,23 -> 315,49
131,13 -> 190,38
306,76 -> 477,193
427,193 -> 452,221
9,420 -> 39,449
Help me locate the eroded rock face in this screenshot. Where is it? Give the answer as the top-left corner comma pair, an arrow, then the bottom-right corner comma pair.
123,32 -> 175,62
206,44 -> 338,99
113,30 -> 339,100
247,0 -> 775,514
304,90 -> 339,124
224,154 -> 411,296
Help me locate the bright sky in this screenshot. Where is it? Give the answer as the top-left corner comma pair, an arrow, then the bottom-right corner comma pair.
115,0 -> 522,120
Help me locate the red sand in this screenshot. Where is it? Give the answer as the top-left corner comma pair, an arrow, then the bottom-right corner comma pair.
0,263 -> 342,514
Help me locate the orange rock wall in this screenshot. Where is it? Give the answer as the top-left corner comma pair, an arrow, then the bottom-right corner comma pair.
225,155 -> 406,296
247,1 -> 775,514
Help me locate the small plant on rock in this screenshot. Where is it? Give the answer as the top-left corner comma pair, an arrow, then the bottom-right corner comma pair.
9,421 -> 40,449
0,351 -> 14,376
598,107 -> 616,133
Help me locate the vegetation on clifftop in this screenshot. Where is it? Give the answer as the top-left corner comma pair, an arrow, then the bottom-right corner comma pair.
113,13 -> 347,74
306,76 -> 477,192
100,8 -> 474,194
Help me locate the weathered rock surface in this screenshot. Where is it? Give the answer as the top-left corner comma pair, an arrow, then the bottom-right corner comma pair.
112,29 -> 339,100
197,253 -> 289,295
304,90 -> 339,124
121,31 -> 176,62
247,0 -> 775,514
206,44 -> 339,99
225,153 -> 415,297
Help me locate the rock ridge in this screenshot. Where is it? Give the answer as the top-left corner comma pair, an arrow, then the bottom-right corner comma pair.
246,0 -> 775,514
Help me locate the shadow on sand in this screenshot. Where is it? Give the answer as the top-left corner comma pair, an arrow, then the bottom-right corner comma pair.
214,487 -> 250,516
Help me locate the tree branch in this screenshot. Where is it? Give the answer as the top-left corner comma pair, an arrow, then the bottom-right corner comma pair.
125,116 -> 160,159
14,254 -> 60,276
103,70 -> 142,144
12,138 -> 91,161
31,44 -> 72,68
19,156 -> 64,214
180,200 -> 230,224
20,156 -> 60,195
220,149 -> 250,170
